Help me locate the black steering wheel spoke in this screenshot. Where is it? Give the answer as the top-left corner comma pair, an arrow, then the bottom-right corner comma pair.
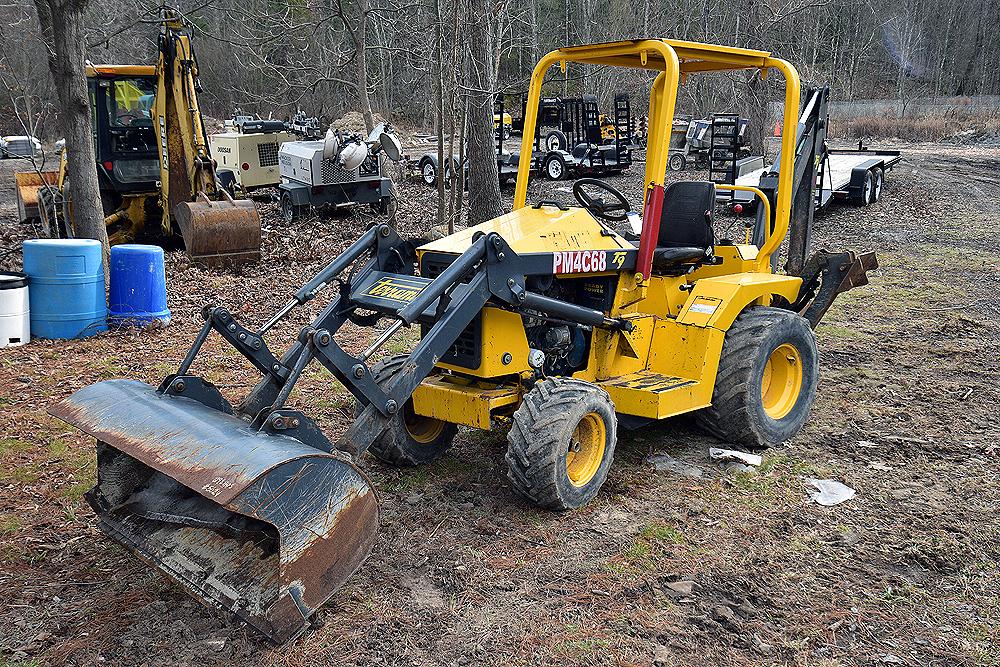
572,178 -> 630,223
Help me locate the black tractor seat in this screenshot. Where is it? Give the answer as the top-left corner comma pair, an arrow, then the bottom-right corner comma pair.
652,246 -> 708,267
651,180 -> 716,274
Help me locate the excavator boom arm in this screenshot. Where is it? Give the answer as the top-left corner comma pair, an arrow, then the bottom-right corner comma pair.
150,8 -> 260,266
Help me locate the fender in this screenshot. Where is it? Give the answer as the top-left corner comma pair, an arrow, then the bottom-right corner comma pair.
676,272 -> 802,330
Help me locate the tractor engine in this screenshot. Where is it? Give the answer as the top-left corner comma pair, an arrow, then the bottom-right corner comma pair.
526,322 -> 588,376
523,274 -> 597,377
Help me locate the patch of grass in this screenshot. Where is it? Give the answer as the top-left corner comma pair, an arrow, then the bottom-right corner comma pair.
428,456 -> 479,481
47,438 -> 70,456
382,326 -> 419,357
639,521 -> 684,544
0,438 -> 30,458
0,515 -> 22,535
726,469 -> 780,496
555,635 -> 612,657
617,521 -> 686,571
816,323 -> 865,340
3,465 -> 41,484
58,481 -> 90,501
0,659 -> 42,667
393,468 -> 430,492
602,560 -> 632,575
622,540 -> 651,564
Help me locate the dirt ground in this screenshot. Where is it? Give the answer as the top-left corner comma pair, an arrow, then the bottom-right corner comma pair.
0,141 -> 998,667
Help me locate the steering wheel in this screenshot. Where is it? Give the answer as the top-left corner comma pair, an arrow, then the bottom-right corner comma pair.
572,178 -> 630,222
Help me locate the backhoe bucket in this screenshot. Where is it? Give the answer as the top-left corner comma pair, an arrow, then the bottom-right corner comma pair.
49,379 -> 379,643
174,192 -> 261,267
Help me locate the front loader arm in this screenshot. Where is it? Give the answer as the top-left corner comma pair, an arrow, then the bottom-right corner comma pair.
162,224 -> 634,458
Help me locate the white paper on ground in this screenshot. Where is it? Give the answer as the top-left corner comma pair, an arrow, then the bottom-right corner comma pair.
806,478 -> 856,506
708,447 -> 763,467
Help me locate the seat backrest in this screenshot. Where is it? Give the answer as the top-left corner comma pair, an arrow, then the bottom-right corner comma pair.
571,143 -> 589,159
657,180 -> 716,249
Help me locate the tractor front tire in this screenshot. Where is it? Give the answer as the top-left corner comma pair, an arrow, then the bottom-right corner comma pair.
696,307 -> 818,448
361,354 -> 457,466
506,378 -> 617,510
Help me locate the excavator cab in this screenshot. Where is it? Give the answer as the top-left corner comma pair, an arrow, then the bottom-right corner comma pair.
92,72 -> 160,195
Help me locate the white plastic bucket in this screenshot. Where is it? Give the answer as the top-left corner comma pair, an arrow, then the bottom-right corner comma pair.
0,272 -> 30,347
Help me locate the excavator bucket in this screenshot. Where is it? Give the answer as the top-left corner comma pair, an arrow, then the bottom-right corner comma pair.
174,192 -> 261,267
49,379 -> 379,643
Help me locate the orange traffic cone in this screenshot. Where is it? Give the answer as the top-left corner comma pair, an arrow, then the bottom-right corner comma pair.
773,120 -> 781,137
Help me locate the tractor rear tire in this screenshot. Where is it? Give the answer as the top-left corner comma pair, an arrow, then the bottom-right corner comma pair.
506,378 -> 617,510
695,307 -> 818,448
360,354 -> 457,466
60,178 -> 76,237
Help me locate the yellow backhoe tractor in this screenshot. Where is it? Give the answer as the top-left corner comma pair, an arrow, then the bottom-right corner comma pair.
25,9 -> 260,266
51,40 -> 876,642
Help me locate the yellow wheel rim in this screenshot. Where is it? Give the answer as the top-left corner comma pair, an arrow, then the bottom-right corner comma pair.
761,343 -> 803,419
403,403 -> 446,444
566,412 -> 606,487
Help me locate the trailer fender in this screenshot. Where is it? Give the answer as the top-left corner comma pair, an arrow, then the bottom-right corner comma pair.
278,182 -> 312,207
846,159 -> 883,202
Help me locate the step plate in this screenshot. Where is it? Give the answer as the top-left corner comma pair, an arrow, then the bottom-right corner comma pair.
598,370 -> 702,419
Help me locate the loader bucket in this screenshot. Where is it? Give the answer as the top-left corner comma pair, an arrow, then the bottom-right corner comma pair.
174,192 -> 261,267
49,379 -> 379,643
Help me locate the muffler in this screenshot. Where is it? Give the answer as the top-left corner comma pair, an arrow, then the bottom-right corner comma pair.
174,191 -> 261,267
50,379 -> 379,643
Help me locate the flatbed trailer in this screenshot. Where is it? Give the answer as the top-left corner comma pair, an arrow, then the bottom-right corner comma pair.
726,144 -> 901,210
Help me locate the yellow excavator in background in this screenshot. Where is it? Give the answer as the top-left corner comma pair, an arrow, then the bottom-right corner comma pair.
17,8 -> 260,266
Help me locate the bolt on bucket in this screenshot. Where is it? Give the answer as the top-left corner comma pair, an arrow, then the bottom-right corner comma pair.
50,379 -> 379,643
174,191 -> 261,268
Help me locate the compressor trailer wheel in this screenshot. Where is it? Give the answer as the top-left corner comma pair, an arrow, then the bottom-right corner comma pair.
506,377 -> 617,510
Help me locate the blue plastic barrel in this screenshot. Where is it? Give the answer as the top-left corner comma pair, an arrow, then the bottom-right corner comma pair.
23,239 -> 107,339
108,244 -> 171,326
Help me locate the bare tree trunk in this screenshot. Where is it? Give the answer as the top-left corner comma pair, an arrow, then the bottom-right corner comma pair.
355,1 -> 375,133
466,0 -> 503,226
433,0 -> 446,226
34,0 -> 110,268
454,99 -> 467,233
